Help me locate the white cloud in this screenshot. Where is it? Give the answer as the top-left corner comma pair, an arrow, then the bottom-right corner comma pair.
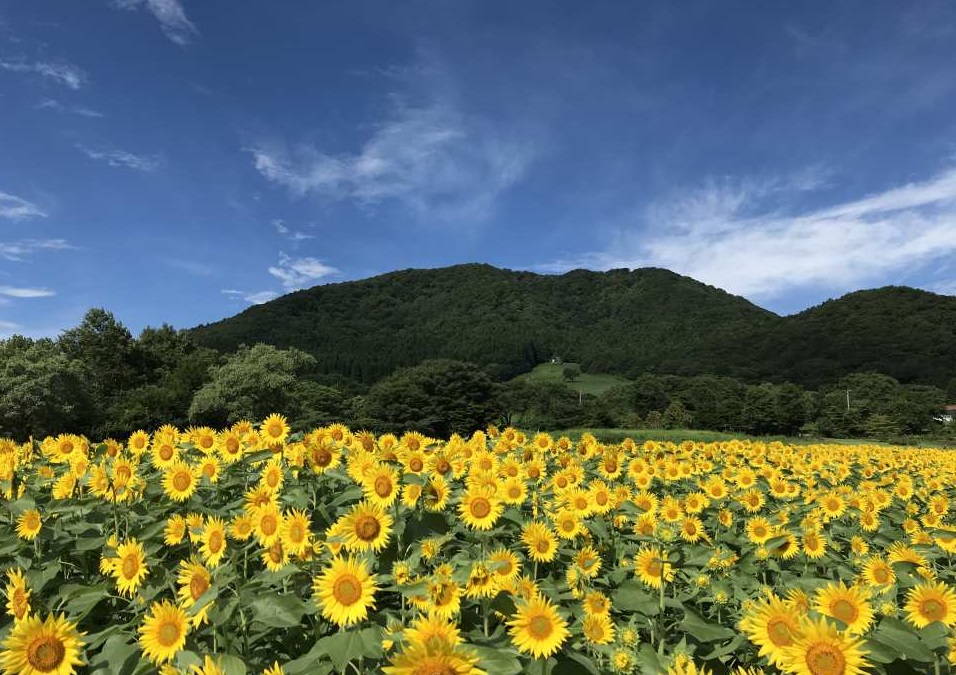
268,253 -> 337,291
221,289 -> 279,305
543,167 -> 956,299
272,219 -> 315,242
0,239 -> 73,262
248,96 -> 535,224
112,0 -> 198,45
0,60 -> 85,89
0,286 -> 55,298
37,99 -> 104,118
78,145 -> 160,171
0,192 -> 46,221
931,280 -> 956,296
0,319 -> 22,337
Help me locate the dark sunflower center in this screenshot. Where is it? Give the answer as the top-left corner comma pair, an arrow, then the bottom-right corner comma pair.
470,498 -> 491,519
27,635 -> 65,671
374,476 -> 393,497
921,598 -> 945,622
416,656 -> 455,675
159,445 -> 174,461
409,457 -> 424,472
805,643 -> 846,675
873,567 -> 889,584
190,574 -> 209,600
122,556 -> 139,579
435,459 -> 451,475
288,522 -> 305,543
333,575 -> 362,606
158,620 -> 182,647
173,472 -> 191,492
207,531 -> 223,552
831,599 -> 858,624
767,618 -> 793,646
528,614 -> 554,640
314,448 -> 332,467
260,515 -> 278,536
355,515 -> 381,541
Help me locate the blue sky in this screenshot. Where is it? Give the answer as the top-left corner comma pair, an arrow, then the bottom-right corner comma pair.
2,1 -> 956,337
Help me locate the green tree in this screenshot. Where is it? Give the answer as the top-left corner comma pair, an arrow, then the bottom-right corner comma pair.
188,344 -> 320,427
0,337 -> 91,440
562,366 -> 581,383
864,413 -> 902,440
662,399 -> 693,429
361,360 -> 500,437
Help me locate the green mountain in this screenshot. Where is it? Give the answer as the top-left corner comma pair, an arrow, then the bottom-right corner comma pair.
190,264 -> 956,387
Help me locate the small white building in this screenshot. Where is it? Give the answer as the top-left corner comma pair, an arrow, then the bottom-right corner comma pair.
936,404 -> 956,424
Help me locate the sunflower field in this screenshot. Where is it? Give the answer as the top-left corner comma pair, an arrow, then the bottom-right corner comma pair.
2,417 -> 956,675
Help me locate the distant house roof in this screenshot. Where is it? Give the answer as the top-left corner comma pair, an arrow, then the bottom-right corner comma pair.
945,404 -> 956,412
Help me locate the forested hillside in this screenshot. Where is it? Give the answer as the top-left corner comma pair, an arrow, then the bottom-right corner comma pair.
191,264 -> 956,388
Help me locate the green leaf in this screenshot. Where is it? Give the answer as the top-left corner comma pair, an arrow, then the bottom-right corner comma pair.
58,583 -> 109,619
88,634 -> 140,675
869,617 -> 936,663
681,608 -> 736,643
315,627 -> 383,673
613,580 -> 659,615
471,645 -> 523,675
282,640 -> 335,675
633,644 -> 665,675
250,594 -> 308,628
217,654 -> 247,675
556,652 -> 602,675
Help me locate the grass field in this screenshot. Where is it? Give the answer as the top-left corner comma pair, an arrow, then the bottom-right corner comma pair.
512,362 -> 630,396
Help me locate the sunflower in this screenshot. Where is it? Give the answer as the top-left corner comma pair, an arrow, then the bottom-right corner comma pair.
162,462 -> 198,502
488,549 -> 521,584
127,430 -> 150,456
581,612 -> 615,645
0,612 -> 85,675
197,455 -> 221,483
423,475 -> 451,512
746,517 -> 775,545
382,641 -> 486,675
262,663 -> 285,675
252,504 -> 282,547
813,582 -> 873,635
904,580 -> 956,629
200,516 -> 228,567
189,655 -> 226,675
112,538 -> 149,597
403,614 -> 462,650
338,501 -> 392,553
507,594 -> 569,659
280,508 -> 313,556
634,546 -> 673,589
802,531 -> 826,559
680,517 -> 708,543
459,487 -> 503,531
582,590 -> 611,617
426,576 -> 462,619
859,555 -> 895,588
312,555 -> 378,627
259,457 -> 285,492
139,600 -> 189,664
263,541 -> 289,572
16,509 -> 42,540
4,568 -> 31,623
229,514 -> 254,542
176,560 -> 213,626
164,515 -> 187,546
217,430 -> 245,464
522,522 -> 558,563
150,438 -> 180,470
779,616 -> 868,675
260,413 -> 290,445
552,508 -> 584,540
363,464 -> 400,507
573,546 -> 602,579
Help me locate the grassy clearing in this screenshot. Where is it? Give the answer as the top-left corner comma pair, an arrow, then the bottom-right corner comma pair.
512,362 -> 630,395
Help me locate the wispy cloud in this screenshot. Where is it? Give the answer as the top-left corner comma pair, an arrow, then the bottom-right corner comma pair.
542,167 -> 956,299
222,289 -> 279,305
0,319 -> 22,336
0,286 -> 55,298
268,253 -> 337,291
0,60 -> 85,89
273,219 -> 315,242
0,192 -> 46,221
931,279 -> 956,297
248,87 -> 536,224
112,0 -> 198,46
77,145 -> 160,171
166,259 -> 214,277
36,99 -> 104,118
0,239 -> 73,262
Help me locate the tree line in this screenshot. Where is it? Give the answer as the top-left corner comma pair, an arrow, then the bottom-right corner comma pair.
1,308 -> 953,442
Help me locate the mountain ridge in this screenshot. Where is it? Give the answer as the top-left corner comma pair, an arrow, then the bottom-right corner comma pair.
190,264 -> 956,388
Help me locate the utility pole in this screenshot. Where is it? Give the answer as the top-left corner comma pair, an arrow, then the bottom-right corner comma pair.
846,389 -> 850,411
